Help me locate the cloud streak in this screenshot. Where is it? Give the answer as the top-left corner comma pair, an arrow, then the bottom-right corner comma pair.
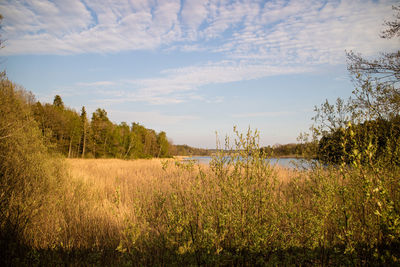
64,61 -> 312,105
232,111 -> 293,118
107,110 -> 199,127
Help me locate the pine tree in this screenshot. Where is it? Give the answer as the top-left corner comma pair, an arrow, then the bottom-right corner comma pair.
80,106 -> 88,158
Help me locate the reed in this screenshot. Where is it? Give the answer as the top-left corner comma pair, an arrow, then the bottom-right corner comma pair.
12,131 -> 400,265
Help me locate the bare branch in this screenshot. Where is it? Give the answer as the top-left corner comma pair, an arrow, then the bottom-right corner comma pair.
381,5 -> 400,39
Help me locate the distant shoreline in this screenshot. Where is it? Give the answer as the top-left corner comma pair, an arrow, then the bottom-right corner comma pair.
175,155 -> 305,159
274,155 -> 304,159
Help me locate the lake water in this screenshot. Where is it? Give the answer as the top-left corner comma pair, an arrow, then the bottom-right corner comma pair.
183,156 -> 311,169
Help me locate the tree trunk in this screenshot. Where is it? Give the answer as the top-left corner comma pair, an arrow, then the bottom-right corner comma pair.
82,123 -> 86,158
103,136 -> 108,156
68,136 -> 73,158
124,139 -> 133,159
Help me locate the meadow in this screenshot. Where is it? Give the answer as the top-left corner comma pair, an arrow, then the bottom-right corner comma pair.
34,156 -> 297,265
4,131 -> 399,266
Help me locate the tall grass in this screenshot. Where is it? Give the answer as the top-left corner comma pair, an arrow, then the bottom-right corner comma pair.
3,128 -> 399,265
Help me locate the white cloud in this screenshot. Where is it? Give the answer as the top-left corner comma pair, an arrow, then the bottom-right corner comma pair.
83,60 -> 311,104
150,0 -> 181,36
232,111 -> 293,118
1,0 -> 92,38
107,110 -> 199,126
224,0 -> 398,66
76,81 -> 116,87
181,0 -> 208,37
59,59 -> 311,106
1,0 -> 397,57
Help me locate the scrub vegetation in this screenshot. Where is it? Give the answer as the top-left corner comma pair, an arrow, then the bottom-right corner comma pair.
1,6 -> 400,266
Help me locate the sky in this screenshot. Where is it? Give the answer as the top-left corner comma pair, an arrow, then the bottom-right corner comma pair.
0,0 -> 398,148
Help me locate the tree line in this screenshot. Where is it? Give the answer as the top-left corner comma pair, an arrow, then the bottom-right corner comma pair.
172,144 -> 211,156
31,95 -> 172,159
260,143 -> 314,158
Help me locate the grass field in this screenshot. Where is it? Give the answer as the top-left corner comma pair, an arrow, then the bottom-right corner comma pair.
30,157 -> 301,265
4,155 -> 399,266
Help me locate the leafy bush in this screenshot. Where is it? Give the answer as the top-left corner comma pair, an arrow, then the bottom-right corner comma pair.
317,118 -> 400,166
0,75 -> 65,265
117,127 -> 400,265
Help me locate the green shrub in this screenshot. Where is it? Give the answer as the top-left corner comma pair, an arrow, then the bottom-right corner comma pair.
118,127 -> 400,265
0,75 -> 65,265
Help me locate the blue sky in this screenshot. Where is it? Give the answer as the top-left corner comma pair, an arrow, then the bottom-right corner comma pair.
0,0 -> 398,148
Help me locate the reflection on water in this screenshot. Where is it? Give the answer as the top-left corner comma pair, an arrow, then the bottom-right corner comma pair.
182,156 -> 313,169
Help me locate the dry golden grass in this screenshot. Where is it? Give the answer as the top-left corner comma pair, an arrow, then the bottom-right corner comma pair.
66,158 -> 296,193
66,158 -> 197,201
25,157 -> 400,265
39,158 -> 200,249
30,158 -> 299,255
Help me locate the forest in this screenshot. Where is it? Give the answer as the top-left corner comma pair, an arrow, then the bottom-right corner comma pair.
31,95 -> 172,159
261,143 -> 313,158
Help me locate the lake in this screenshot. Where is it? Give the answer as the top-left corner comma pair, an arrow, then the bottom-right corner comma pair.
183,156 -> 312,169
